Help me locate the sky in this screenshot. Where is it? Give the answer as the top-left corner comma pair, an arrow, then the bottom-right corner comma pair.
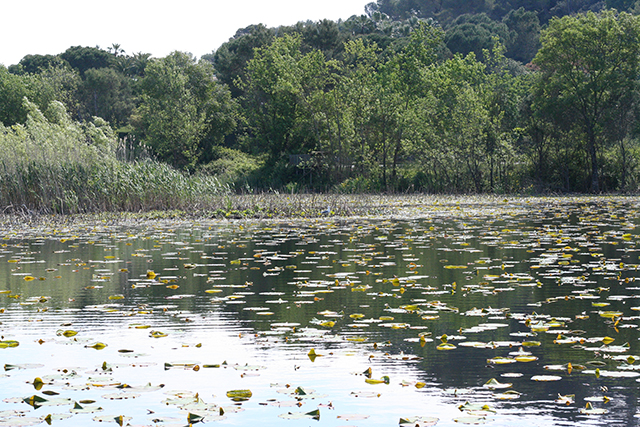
1,0 -> 372,66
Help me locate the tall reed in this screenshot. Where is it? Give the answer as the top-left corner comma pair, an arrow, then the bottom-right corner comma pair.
0,99 -> 230,214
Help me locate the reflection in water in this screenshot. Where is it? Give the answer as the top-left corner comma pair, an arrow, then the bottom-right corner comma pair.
0,200 -> 640,426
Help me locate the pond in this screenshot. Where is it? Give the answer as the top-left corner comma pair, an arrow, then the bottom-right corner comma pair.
1,197 -> 640,427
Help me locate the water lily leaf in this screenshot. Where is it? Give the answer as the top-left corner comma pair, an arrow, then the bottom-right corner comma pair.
492,390 -> 521,400
87,376 -> 121,387
579,402 -> 607,415
399,416 -> 439,426
58,329 -> 78,338
351,391 -> 381,398
0,341 -> 19,348
161,395 -> 201,406
149,330 -> 168,338
278,409 -> 320,420
531,375 -> 562,382
116,383 -> 163,392
437,343 -> 456,351
164,361 -> 200,370
23,395 -> 47,408
233,364 -> 266,372
42,413 -> 73,422
69,402 -> 103,414
584,396 -> 611,403
226,389 -> 252,401
365,376 -> 390,385
514,355 -> 538,362
5,364 -> 44,371
338,413 -> 370,421
583,369 -> 640,378
85,342 -> 107,350
187,412 -> 204,423
486,357 -> 516,365
599,311 -> 623,319
101,392 -> 140,400
92,415 -> 132,425
30,377 -> 45,391
453,416 -> 494,425
0,417 -> 43,426
308,348 -> 322,361
457,402 -> 496,413
555,394 -> 575,405
483,378 -> 511,390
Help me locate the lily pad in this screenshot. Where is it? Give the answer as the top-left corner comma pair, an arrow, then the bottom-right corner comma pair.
453,416 -> 494,425
399,416 -> 439,426
278,409 -> 320,420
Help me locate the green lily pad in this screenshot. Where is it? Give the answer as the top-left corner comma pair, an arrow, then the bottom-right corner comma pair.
453,416 -> 494,425
101,392 -> 141,400
278,409 -> 320,420
92,415 -> 132,424
69,402 -> 103,414
0,417 -> 43,426
226,389 -> 252,401
399,416 -> 439,426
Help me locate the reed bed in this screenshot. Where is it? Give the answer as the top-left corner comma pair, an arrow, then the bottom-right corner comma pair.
0,99 -> 231,214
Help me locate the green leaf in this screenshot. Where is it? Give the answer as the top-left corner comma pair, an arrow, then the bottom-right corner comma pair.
226,389 -> 252,401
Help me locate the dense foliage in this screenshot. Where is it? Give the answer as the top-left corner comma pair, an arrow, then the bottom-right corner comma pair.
2,5 -> 640,203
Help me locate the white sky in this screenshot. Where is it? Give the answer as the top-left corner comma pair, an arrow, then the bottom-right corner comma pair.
1,0 -> 372,66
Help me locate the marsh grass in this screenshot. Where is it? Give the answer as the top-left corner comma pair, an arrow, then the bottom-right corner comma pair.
0,99 -> 231,214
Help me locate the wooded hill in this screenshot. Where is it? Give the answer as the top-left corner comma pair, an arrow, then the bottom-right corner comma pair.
2,1 -> 640,203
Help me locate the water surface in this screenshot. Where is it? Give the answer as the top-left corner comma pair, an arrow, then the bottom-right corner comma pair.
1,199 -> 640,426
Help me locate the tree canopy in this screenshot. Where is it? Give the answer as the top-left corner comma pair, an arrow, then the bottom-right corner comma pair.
3,5 -> 640,194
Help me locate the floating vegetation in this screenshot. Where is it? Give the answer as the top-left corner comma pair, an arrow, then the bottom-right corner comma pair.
0,197 -> 639,425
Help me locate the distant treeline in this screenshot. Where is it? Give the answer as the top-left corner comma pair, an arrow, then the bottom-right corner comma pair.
2,2 -> 640,196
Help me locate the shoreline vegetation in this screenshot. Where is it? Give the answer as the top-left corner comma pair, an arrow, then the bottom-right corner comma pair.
0,99 -> 638,221
0,194 -> 636,229
3,7 -> 640,197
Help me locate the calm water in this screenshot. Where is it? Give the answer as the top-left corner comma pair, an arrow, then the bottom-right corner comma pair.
1,199 -> 640,426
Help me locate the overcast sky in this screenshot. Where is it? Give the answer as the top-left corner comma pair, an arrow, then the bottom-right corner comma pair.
1,0 -> 372,66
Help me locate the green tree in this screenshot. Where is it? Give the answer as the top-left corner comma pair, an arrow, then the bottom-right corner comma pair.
136,51 -> 237,170
533,10 -> 640,191
445,13 -> 513,60
210,24 -> 275,97
77,67 -> 134,126
502,7 -> 540,63
0,65 -> 78,126
8,54 -> 67,75
241,34 -> 330,162
60,46 -> 114,76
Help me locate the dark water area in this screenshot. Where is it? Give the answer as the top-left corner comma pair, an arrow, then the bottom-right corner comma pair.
1,198 -> 640,426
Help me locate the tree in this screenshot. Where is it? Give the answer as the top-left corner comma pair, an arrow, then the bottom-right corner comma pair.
502,7 -> 540,63
136,51 -> 237,170
60,46 -> 114,76
210,24 -> 275,97
8,54 -> 68,75
445,13 -> 512,60
241,34 -> 330,162
77,67 -> 134,126
533,10 -> 640,191
0,65 -> 78,126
